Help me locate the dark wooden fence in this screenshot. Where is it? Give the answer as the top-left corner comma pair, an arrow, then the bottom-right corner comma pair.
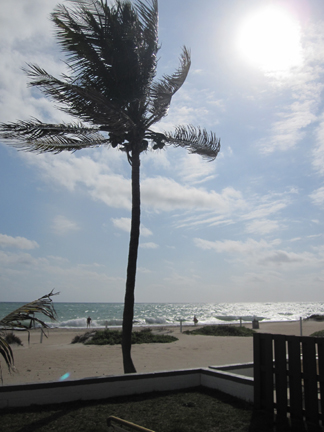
254,333 -> 324,427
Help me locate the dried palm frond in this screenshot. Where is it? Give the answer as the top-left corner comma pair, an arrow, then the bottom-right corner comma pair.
0,290 -> 59,380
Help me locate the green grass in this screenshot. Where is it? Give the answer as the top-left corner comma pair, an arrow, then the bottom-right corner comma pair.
0,387 -> 275,432
184,325 -> 255,337
72,328 -> 178,345
310,329 -> 324,337
305,314 -> 324,321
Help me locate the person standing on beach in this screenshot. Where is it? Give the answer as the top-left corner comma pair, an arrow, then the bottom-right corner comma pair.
193,315 -> 198,326
87,316 -> 92,328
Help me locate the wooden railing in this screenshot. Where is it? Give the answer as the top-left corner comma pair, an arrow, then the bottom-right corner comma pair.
254,333 -> 324,427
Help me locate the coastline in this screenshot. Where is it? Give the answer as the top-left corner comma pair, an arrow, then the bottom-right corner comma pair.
2,320 -> 324,386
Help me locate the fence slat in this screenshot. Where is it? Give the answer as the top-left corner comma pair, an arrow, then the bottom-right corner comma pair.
274,335 -> 288,419
253,333 -> 262,410
255,333 -> 323,429
302,337 -> 319,424
317,338 -> 324,420
254,334 -> 274,412
287,336 -> 303,423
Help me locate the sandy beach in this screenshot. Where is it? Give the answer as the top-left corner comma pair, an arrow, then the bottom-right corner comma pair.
2,320 -> 324,386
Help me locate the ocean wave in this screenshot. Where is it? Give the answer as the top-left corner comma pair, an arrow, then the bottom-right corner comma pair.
101,319 -> 123,326
3,301 -> 324,329
48,318 -> 105,329
145,317 -> 167,324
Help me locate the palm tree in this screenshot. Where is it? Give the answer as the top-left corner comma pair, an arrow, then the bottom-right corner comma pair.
0,0 -> 220,373
0,290 -> 58,382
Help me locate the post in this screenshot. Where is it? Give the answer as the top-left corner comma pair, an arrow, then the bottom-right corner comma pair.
40,329 -> 43,343
300,317 -> 302,336
240,317 -> 242,327
180,320 -> 183,333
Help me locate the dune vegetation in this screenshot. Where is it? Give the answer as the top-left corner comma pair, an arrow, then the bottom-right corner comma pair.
71,328 -> 178,345
184,325 -> 255,337
305,314 -> 324,321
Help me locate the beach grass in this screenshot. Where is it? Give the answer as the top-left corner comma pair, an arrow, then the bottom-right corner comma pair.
0,387 -> 274,432
183,325 -> 255,337
71,328 -> 178,345
310,329 -> 324,337
305,314 -> 324,321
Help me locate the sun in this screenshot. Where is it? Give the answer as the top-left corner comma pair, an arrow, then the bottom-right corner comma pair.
237,5 -> 302,73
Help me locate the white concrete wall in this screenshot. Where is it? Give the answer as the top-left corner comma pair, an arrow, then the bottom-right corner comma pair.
201,370 -> 254,403
0,367 -> 253,409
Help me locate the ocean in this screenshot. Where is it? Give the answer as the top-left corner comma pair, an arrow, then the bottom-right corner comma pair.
1,301 -> 324,329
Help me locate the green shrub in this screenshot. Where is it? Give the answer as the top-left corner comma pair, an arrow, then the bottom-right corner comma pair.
305,314 -> 324,321
72,328 -> 178,345
71,331 -> 96,344
310,329 -> 324,337
184,325 -> 255,337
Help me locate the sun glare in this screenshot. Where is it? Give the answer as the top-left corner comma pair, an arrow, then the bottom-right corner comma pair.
237,5 -> 302,74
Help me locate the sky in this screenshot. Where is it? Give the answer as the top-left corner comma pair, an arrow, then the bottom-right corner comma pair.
1,0 -> 324,303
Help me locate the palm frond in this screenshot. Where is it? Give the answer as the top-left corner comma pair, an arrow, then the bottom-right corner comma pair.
147,47 -> 191,126
0,290 -> 59,377
134,0 -> 159,86
134,0 -> 158,45
163,125 -> 221,161
52,0 -> 158,106
0,338 -> 14,375
52,2 -> 111,82
0,119 -> 110,153
0,290 -> 59,330
25,65 -> 134,128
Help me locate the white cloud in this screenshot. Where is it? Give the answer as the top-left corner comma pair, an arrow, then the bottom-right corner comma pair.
142,148 -> 171,170
194,237 -> 322,269
0,1 -> 58,47
242,197 -> 288,220
23,149 -> 246,214
137,267 -> 152,273
23,150 -> 132,209
111,217 -> 153,237
142,179 -> 245,212
259,99 -> 317,153
312,114 -> 324,176
309,186 -> 324,207
174,214 -> 234,230
257,23 -> 324,155
0,233 -> 39,250
163,271 -> 200,287
0,249 -> 125,302
111,217 -> 131,233
0,250 -> 40,267
52,215 -> 80,236
174,190 -> 291,231
194,237 -> 279,255
140,242 -> 159,249
257,250 -> 313,266
176,153 -> 217,184
245,218 -> 281,235
0,0 -> 69,124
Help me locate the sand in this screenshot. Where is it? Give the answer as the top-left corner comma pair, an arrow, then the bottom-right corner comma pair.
2,320 -> 324,386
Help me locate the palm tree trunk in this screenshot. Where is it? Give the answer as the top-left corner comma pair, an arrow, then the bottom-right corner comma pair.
122,145 -> 140,374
